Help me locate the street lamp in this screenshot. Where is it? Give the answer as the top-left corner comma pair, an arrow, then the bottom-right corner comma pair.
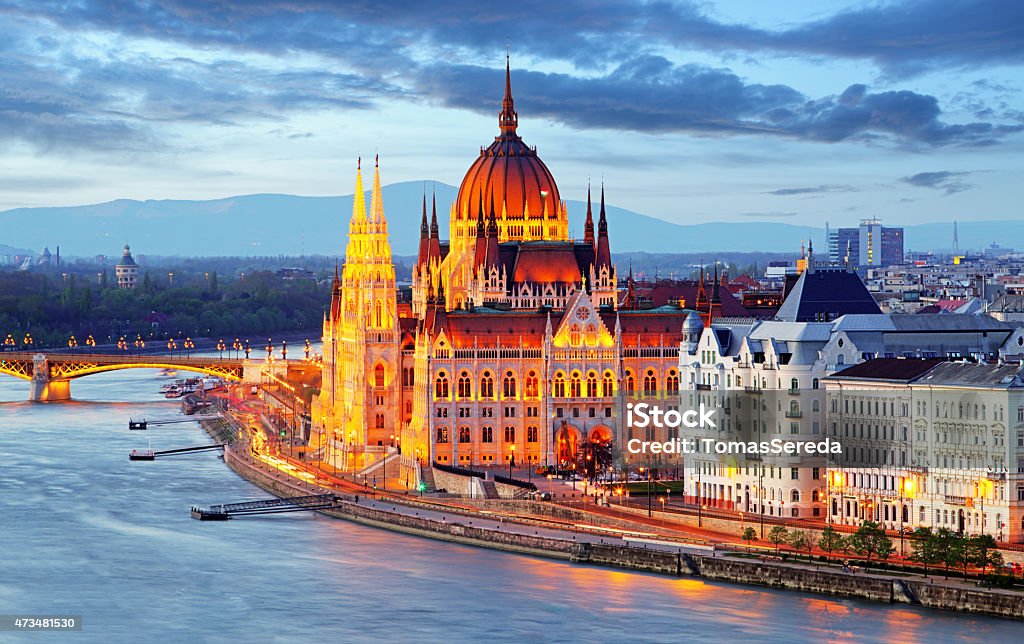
304,338 -> 311,360
978,477 -> 991,536
85,335 -> 95,350
117,336 -> 127,353
68,335 -> 78,350
265,338 -> 273,361
509,444 -> 516,478
167,338 -> 177,355
900,476 -> 915,557
135,334 -> 145,355
183,337 -> 195,357
244,340 -> 251,359
216,339 -> 226,359
233,338 -> 242,359
640,466 -> 652,517
4,334 -> 15,351
23,333 -> 33,349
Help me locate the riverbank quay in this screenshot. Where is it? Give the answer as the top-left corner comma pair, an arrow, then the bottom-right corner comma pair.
197,416 -> 1024,621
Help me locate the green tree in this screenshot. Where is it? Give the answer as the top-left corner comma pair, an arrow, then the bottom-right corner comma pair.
818,525 -> 845,562
741,526 -> 757,547
909,527 -> 940,575
788,529 -> 814,562
927,528 -> 960,578
848,521 -> 894,563
967,534 -> 1003,578
768,525 -> 789,554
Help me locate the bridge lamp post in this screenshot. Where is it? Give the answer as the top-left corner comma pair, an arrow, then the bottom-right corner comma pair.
68,335 -> 77,351
304,339 -> 311,360
265,339 -> 273,362
281,340 -> 287,360
167,338 -> 177,355
216,339 -> 226,359
184,337 -> 195,357
135,334 -> 144,356
23,333 -> 33,350
244,340 -> 251,359
232,338 -> 242,359
86,335 -> 95,350
117,336 -> 127,354
4,334 -> 14,351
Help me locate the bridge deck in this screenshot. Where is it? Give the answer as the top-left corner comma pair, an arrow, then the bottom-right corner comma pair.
191,494 -> 338,520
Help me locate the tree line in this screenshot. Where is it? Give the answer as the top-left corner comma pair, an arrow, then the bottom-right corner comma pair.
741,522 -> 1012,585
0,268 -> 330,348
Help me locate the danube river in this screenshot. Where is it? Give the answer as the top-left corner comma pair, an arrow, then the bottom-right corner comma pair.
0,369 -> 1020,642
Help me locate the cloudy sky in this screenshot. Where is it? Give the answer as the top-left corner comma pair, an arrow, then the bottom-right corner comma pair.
1,0 -> 1022,229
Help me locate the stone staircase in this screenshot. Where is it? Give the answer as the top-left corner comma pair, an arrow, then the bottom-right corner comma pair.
480,479 -> 500,499
419,465 -> 437,493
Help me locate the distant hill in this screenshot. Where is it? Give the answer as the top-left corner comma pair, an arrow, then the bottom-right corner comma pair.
1,183 -> 1019,257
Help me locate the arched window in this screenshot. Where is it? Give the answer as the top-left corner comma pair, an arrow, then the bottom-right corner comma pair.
625,371 -> 635,396
790,378 -> 799,392
434,373 -> 449,399
791,489 -> 800,503
570,372 -> 582,398
811,489 -> 819,502
525,371 -> 539,398
790,401 -> 800,415
586,372 -> 598,397
503,371 -> 517,398
569,324 -> 581,346
480,371 -> 494,399
435,426 -> 448,443
554,372 -> 566,398
812,378 -> 819,390
375,300 -> 383,327
812,400 -> 820,413
374,364 -> 385,388
457,371 -> 472,399
603,372 -> 614,397
375,413 -> 384,429
458,427 -> 471,443
643,369 -> 657,397
666,370 -> 679,395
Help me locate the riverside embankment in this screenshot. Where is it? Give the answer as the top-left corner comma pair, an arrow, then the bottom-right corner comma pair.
202,418 -> 1024,622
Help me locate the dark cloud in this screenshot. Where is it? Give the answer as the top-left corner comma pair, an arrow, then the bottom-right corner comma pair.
901,171 -> 973,194
767,185 -> 858,196
1,0 -> 1022,153
423,61 -> 1020,146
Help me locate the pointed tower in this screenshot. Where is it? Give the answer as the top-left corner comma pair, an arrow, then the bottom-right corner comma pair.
313,157 -> 400,472
590,182 -> 617,308
583,183 -> 595,246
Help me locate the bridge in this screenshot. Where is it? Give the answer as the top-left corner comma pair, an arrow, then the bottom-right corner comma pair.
0,351 -> 247,401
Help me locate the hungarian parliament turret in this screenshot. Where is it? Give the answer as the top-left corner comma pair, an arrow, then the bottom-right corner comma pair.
310,58 -> 714,482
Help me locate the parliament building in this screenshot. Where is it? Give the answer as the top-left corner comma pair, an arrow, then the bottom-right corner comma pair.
310,60 -> 712,485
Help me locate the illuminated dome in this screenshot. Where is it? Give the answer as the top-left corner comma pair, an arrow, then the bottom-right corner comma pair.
452,57 -> 567,244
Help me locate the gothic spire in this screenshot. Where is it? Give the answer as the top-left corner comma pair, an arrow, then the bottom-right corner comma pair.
420,191 -> 428,238
369,154 -> 384,224
351,157 -> 367,224
498,44 -> 518,136
584,181 -> 595,246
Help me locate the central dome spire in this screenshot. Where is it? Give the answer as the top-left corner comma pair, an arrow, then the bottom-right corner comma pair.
452,49 -> 567,246
498,44 -> 518,136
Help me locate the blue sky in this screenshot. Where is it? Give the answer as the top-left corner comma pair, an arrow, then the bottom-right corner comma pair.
1,0 -> 1022,229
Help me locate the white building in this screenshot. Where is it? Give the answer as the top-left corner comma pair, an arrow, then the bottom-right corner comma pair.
824,360 -> 1024,543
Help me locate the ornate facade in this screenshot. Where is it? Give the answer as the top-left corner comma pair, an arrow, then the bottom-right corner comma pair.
313,59 -> 698,484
